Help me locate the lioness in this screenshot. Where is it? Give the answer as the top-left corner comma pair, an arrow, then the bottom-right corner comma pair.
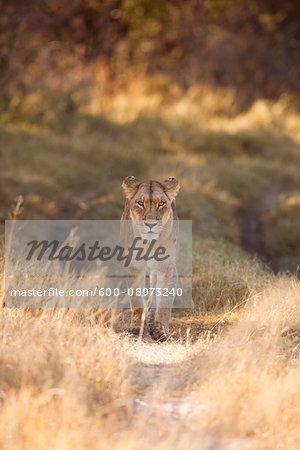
121,176 -> 180,341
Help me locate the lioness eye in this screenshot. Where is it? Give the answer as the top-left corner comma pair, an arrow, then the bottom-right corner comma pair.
137,201 -> 144,207
158,201 -> 165,207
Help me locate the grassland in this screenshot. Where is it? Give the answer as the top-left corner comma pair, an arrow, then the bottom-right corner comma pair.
0,85 -> 299,448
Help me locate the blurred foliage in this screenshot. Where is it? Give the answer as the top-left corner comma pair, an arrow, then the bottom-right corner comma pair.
0,0 -> 300,115
123,0 -> 170,37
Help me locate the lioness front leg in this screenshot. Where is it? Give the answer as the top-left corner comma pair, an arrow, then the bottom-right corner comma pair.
146,273 -> 157,336
126,269 -> 146,335
150,269 -> 177,341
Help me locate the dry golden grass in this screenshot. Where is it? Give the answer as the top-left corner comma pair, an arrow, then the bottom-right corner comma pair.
0,309 -> 139,449
0,279 -> 298,449
189,277 -> 300,448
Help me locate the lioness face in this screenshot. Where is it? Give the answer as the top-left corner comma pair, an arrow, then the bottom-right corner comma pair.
122,176 -> 180,240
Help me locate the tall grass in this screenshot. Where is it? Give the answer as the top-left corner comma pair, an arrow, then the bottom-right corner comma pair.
0,279 -> 298,449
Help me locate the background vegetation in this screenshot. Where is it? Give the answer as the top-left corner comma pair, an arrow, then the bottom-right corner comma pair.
1,0 -> 300,116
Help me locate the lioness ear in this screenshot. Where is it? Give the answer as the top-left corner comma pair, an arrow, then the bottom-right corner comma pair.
122,176 -> 140,198
162,177 -> 180,201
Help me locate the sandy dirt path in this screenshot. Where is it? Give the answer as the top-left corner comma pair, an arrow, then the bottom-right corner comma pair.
116,335 -> 252,449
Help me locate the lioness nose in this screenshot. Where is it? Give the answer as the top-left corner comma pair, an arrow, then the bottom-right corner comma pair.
145,222 -> 158,230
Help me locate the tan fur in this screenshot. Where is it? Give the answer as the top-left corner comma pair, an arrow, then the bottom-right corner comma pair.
121,176 -> 180,341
